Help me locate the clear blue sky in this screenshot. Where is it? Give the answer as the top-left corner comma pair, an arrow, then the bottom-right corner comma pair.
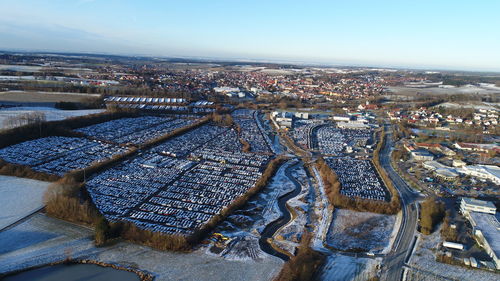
1,0 -> 499,71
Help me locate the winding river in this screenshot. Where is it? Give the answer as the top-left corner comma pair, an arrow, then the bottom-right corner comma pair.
258,161 -> 303,261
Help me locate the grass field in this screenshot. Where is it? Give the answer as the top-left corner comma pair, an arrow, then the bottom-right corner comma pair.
0,91 -> 100,103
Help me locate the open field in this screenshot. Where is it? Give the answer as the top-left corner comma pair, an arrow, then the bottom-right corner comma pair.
0,91 -> 100,103
0,175 -> 50,230
386,85 -> 500,99
325,209 -> 395,253
0,107 -> 104,130
0,213 -> 282,281
319,253 -> 378,281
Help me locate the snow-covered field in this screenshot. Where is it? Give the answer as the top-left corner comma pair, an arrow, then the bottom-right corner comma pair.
432,102 -> 499,111
320,253 -> 379,281
388,85 -> 500,96
408,229 -> 499,281
274,164 -> 310,253
0,175 -> 50,230
311,166 -> 333,249
325,209 -> 395,253
0,107 -> 104,130
0,214 -> 283,281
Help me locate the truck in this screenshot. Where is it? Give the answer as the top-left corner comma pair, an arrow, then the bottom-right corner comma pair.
470,257 -> 478,268
442,241 -> 464,251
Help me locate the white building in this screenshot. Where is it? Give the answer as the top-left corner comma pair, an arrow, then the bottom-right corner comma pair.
410,150 -> 434,161
460,197 -> 496,215
467,211 -> 500,269
457,165 -> 500,184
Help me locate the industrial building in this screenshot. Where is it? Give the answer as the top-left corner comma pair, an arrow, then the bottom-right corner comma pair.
460,198 -> 499,269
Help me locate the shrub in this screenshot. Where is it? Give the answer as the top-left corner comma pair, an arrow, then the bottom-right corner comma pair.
274,232 -> 325,281
419,197 -> 445,235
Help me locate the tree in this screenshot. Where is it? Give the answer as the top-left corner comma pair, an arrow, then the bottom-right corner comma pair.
419,197 -> 445,235
95,216 -> 111,246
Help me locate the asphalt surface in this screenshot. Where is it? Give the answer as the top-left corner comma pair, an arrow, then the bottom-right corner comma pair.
381,125 -> 420,281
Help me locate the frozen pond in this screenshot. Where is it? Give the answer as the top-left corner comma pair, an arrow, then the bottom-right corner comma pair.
3,264 -> 140,281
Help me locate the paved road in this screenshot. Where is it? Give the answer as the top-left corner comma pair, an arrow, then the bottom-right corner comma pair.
380,125 -> 420,281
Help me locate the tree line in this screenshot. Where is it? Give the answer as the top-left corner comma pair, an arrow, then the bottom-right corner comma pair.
316,130 -> 401,215
274,232 -> 326,281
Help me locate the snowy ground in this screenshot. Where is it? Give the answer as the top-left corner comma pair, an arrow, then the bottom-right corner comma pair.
0,213 -> 283,281
311,166 -> 333,249
325,209 -> 396,253
431,102 -> 499,111
206,160 -> 297,261
320,253 -> 379,281
408,228 -> 499,281
0,175 -> 50,230
274,164 -> 310,254
0,107 -> 104,130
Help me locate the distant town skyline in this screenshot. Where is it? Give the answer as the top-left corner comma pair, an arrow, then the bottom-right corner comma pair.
1,0 -> 500,72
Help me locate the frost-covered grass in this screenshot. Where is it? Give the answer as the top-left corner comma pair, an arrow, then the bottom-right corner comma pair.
0,214 -> 282,281
0,175 -> 50,229
311,166 -> 334,249
274,164 -> 310,254
0,107 -> 104,130
325,209 -> 395,253
319,253 -> 379,281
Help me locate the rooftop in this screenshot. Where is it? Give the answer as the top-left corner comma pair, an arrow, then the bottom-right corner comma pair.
469,212 -> 500,259
462,197 -> 497,209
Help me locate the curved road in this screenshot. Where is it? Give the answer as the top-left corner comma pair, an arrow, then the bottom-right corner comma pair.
381,124 -> 420,281
259,161 -> 303,261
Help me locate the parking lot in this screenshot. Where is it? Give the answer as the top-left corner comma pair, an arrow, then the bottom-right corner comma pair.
232,109 -> 273,153
151,124 -> 228,158
0,111 -> 275,236
291,120 -> 324,150
326,157 -> 388,201
76,116 -> 197,145
0,136 -> 129,176
314,125 -> 372,155
87,148 -> 270,235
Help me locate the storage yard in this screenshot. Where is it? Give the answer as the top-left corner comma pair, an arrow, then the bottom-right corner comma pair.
75,116 -> 197,145
291,120 -> 324,150
232,109 -> 273,153
0,136 -> 129,176
314,125 -> 372,155
325,157 -> 388,201
87,149 -> 270,235
0,110 -> 276,237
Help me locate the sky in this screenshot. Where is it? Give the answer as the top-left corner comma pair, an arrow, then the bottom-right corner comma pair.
0,0 -> 499,71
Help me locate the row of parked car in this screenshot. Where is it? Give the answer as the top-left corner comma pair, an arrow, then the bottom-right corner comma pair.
86,152 -> 196,221
232,109 -> 273,154
153,124 -> 228,158
315,125 -> 372,155
0,136 -> 128,176
292,120 -> 325,150
326,157 -> 387,201
76,116 -> 196,145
